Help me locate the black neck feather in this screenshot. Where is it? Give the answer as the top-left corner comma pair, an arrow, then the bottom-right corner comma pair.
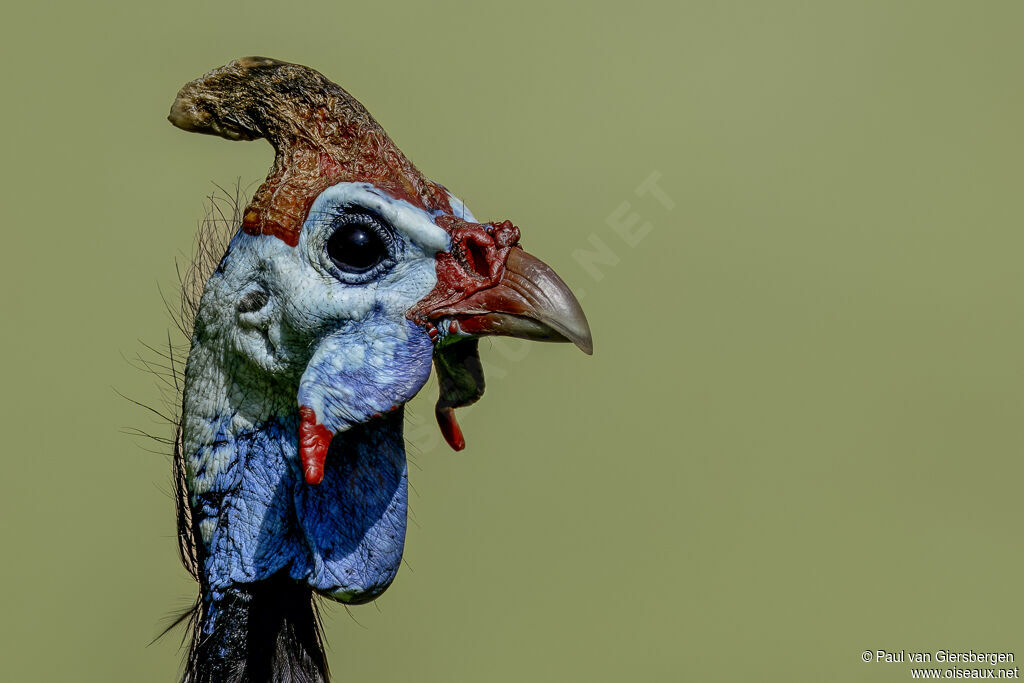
184,575 -> 329,683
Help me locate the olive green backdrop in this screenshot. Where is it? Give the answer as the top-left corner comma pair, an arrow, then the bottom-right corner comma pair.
2,1 -> 1021,681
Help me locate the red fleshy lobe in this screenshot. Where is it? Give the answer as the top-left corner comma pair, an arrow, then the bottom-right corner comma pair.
299,405 -> 333,485
436,406 -> 466,452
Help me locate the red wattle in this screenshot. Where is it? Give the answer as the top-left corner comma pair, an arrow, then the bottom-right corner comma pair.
299,405 -> 333,485
436,406 -> 466,451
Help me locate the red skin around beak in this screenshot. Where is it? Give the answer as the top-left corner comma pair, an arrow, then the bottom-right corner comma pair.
408,215 -> 593,452
409,214 -> 592,352
407,215 -> 522,324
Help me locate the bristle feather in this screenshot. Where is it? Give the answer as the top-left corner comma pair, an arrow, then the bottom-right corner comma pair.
182,578 -> 329,683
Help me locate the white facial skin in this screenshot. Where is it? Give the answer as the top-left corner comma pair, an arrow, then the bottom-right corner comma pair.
223,182 -> 449,377
182,182 -> 452,551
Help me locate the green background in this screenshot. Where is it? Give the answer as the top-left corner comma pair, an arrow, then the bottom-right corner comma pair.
2,1 -> 1021,681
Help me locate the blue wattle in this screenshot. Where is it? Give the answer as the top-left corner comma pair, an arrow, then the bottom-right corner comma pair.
291,411 -> 409,602
192,317 -> 433,612
297,318 -> 434,433
195,410 -> 411,607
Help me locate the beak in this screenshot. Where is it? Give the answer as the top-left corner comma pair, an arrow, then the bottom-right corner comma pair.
429,246 -> 593,354
409,217 -> 593,452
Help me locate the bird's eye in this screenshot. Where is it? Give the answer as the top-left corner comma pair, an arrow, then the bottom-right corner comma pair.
325,213 -> 390,274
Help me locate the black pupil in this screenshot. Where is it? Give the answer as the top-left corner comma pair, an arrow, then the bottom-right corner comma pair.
326,222 -> 386,273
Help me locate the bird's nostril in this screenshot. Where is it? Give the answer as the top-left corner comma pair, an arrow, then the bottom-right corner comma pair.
464,237 -> 492,280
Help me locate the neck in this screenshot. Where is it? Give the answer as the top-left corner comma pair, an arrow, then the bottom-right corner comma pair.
181,343 -> 320,682
185,576 -> 328,683
179,341 -> 411,682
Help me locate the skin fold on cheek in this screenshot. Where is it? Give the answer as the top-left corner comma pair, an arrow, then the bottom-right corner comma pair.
295,319 -> 433,485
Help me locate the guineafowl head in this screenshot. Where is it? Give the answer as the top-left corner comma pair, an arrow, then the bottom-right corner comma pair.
167,57 -> 591,682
